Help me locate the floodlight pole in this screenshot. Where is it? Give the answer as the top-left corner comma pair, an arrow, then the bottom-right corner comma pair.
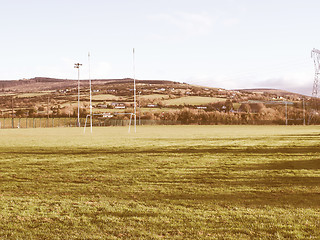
133,48 -> 137,132
88,52 -> 92,133
74,63 -> 82,127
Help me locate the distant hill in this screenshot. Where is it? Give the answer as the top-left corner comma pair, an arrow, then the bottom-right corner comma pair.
235,88 -> 305,98
0,77 -> 178,92
0,77 -> 306,99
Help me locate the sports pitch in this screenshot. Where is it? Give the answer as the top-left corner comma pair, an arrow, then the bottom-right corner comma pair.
0,125 -> 319,239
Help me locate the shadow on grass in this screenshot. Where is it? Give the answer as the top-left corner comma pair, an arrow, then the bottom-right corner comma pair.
133,175 -> 320,208
1,145 -> 320,155
239,159 -> 320,171
154,191 -> 320,208
102,211 -> 158,218
1,144 -> 319,209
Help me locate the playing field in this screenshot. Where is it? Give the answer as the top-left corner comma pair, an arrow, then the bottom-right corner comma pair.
0,126 -> 319,239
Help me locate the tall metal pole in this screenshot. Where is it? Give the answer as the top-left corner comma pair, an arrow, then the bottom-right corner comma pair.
47,96 -> 49,127
285,101 -> 288,126
303,98 -> 306,126
88,52 -> 92,133
69,101 -> 71,127
74,63 -> 82,127
138,91 -> 141,125
11,97 -> 14,128
133,48 -> 136,132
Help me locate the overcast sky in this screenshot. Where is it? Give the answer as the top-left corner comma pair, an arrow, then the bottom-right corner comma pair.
0,0 -> 319,95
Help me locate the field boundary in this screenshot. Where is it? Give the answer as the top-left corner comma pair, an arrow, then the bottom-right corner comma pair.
0,118 -> 181,128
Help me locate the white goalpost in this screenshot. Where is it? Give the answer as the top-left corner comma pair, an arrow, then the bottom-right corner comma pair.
89,52 -> 92,133
133,48 -> 137,133
84,113 -> 134,133
83,48 -> 137,134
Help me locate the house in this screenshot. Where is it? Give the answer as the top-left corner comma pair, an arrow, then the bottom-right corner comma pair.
156,88 -> 166,91
147,104 -> 158,108
102,113 -> 113,118
111,102 -> 126,109
97,104 -> 108,109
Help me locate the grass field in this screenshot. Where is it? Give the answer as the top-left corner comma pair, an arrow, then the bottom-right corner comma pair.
16,93 -> 49,98
91,94 -> 123,101
0,126 -> 319,239
162,96 -> 226,106
139,94 -> 170,100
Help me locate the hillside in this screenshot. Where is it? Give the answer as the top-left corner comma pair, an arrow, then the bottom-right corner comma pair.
236,88 -> 304,99
0,76 -> 319,125
0,78 -> 305,99
0,77 -> 177,92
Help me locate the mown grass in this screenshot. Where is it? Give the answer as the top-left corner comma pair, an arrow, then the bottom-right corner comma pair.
0,126 -> 319,239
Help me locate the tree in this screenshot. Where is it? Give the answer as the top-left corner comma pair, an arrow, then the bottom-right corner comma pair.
225,99 -> 233,112
15,109 -> 25,117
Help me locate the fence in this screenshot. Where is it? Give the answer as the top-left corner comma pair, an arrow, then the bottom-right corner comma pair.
0,118 -> 181,128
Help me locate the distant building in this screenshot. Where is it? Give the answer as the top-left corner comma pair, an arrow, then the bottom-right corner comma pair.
102,113 -> 113,118
147,104 -> 158,108
115,105 -> 125,109
111,102 -> 126,109
97,104 -> 108,109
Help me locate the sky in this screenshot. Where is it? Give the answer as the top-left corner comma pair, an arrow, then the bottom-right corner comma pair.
0,0 -> 319,95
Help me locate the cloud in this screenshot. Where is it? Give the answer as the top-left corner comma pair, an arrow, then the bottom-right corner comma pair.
257,77 -> 313,96
149,11 -> 214,36
223,17 -> 240,27
182,70 -> 314,96
92,61 -> 112,79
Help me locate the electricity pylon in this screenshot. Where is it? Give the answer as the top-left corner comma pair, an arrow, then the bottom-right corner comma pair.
311,48 -> 320,98
308,48 -> 320,124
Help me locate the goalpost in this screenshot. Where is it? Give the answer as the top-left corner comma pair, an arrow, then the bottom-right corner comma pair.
83,48 -> 138,134
83,113 -> 134,133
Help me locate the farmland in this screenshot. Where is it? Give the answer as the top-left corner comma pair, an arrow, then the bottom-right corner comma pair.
2,77 -> 319,125
162,96 -> 226,106
0,126 -> 319,239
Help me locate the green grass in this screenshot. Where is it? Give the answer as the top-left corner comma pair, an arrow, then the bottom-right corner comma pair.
0,126 -> 319,239
91,94 -> 123,101
139,94 -> 170,100
16,93 -> 48,98
163,96 -> 226,106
